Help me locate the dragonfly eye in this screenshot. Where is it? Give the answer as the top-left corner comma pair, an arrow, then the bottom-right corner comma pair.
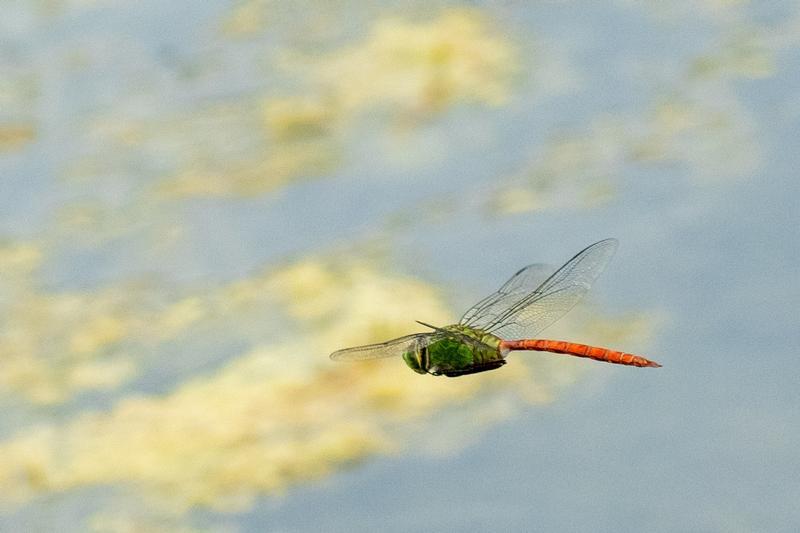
402,345 -> 427,374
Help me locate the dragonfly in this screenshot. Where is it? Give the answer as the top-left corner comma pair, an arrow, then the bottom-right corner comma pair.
330,239 -> 661,377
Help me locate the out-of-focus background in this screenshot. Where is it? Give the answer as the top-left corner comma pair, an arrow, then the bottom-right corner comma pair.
1,1 -> 798,531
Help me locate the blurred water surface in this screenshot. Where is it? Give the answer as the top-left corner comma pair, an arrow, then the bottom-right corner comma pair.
1,1 -> 798,531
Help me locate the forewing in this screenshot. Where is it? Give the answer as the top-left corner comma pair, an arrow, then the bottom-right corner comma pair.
471,239 -> 619,340
330,333 -> 435,361
459,263 -> 552,328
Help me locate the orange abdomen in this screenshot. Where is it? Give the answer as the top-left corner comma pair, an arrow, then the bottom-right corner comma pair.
500,339 -> 661,368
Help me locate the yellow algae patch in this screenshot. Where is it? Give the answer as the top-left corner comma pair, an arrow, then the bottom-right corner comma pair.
88,510 -> 217,533
630,95 -> 760,181
69,315 -> 129,355
0,243 -> 445,405
221,0 -> 269,36
489,187 -> 545,215
262,260 -> 452,344
157,147 -> 335,198
216,256 -> 455,349
0,289 -> 140,404
488,121 -> 624,215
690,31 -> 776,80
315,10 -> 518,116
0,343 -> 481,512
0,271 -> 215,404
79,9 -> 518,201
156,97 -> 339,199
0,241 -> 43,276
491,87 -> 760,215
67,357 -> 137,391
156,297 -> 207,339
0,123 -> 36,151
262,97 -> 339,144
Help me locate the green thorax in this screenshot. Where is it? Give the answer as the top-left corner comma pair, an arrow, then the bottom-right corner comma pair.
402,324 -> 505,377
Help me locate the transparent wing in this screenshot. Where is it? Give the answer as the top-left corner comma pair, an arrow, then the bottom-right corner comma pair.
462,239 -> 619,340
459,263 -> 552,328
330,333 -> 436,361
